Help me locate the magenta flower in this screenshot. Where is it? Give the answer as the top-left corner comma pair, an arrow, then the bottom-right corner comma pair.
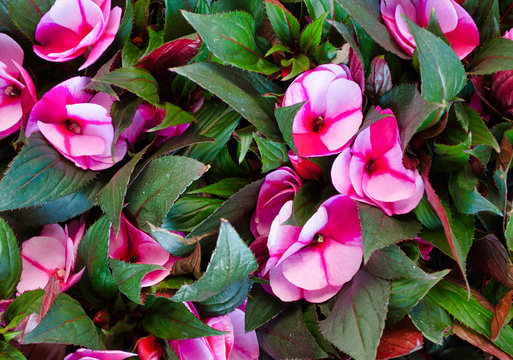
416,237 -> 434,261
489,28 -> 513,117
170,304 -> 259,360
331,108 -> 424,216
380,0 -> 479,59
26,76 -> 127,170
109,214 -> 180,287
251,167 -> 302,239
288,150 -> 321,180
0,34 -> 37,139
262,195 -> 362,303
33,0 -> 122,70
282,64 -> 363,158
17,221 -> 85,294
64,349 -> 136,360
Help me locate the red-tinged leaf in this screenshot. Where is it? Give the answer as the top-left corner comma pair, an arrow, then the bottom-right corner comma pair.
469,235 -> 513,289
468,38 -> 513,75
41,274 -> 61,318
376,319 -> 424,360
453,321 -> 513,360
492,290 -> 513,341
499,135 -> 513,172
169,242 -> 201,279
264,0 -> 300,48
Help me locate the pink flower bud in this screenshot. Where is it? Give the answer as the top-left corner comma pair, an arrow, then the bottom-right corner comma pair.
137,335 -> 162,360
64,349 -> 136,360
380,0 -> 479,59
287,150 -> 321,180
282,64 -> 363,158
0,34 -> 37,139
33,0 -> 122,70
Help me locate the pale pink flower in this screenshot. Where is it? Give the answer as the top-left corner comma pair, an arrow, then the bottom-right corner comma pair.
288,150 -> 321,180
0,33 -> 37,139
282,64 -> 363,158
331,107 -> 424,216
262,195 -> 362,303
33,0 -> 122,70
17,221 -> 85,293
380,0 -> 479,59
109,214 -> 180,287
64,349 -> 136,360
26,76 -> 127,171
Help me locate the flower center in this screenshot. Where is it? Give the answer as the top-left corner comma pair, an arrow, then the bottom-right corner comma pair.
312,116 -> 324,133
4,85 -> 21,97
365,159 -> 377,175
313,233 -> 324,244
65,120 -> 82,134
56,268 -> 66,279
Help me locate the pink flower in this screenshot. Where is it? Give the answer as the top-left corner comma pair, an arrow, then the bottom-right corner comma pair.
17,220 -> 85,293
109,214 -> 180,287
262,195 -> 363,303
33,0 -> 122,70
489,28 -> 513,117
26,76 -> 127,170
251,167 -> 302,239
121,104 -> 190,147
288,150 -> 321,180
416,237 -> 433,261
137,335 -> 162,360
380,0 -> 479,59
64,349 -> 136,360
331,107 -> 424,216
282,64 -> 363,158
170,304 -> 259,360
0,34 -> 37,139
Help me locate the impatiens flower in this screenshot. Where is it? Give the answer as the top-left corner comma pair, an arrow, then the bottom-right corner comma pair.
170,304 -> 259,360
251,167 -> 302,239
380,0 -> 479,59
137,335 -> 162,360
109,214 -> 180,287
17,221 -> 85,293
262,195 -> 363,303
26,76 -> 127,170
416,237 -> 434,261
288,150 -> 321,180
33,0 -> 122,70
489,28 -> 513,117
64,349 -> 136,360
331,107 -> 424,216
0,33 -> 37,139
282,64 -> 363,158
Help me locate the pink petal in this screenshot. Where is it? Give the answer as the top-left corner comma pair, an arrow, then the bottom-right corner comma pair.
172,338 -> 215,360
64,349 -> 137,360
40,224 -> 68,245
331,149 -> 354,195
319,110 -> 361,152
320,195 -> 362,246
0,97 -> 22,134
349,154 -> 366,198
228,309 -> 259,360
0,34 -> 23,74
268,265 -> 302,302
281,246 -> 328,290
444,0 -> 479,59
303,284 -> 343,303
369,115 -> 400,157
319,239 -> 362,286
205,316 -> 234,359
21,236 -> 66,271
390,170 -> 425,214
16,259 -> 51,293
421,0 -> 458,31
267,201 -> 301,260
282,72 -> 310,106
324,78 -> 362,119
293,131 -> 331,158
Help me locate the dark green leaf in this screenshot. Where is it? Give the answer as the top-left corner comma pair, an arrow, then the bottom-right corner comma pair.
112,0 -> 133,50
8,0 -> 54,42
406,19 -> 466,104
0,217 -> 21,299
188,178 -> 249,198
285,181 -> 324,227
182,11 -> 279,74
110,95 -> 143,150
358,203 -> 421,261
164,0 -> 197,41
171,63 -> 281,141
76,216 -> 118,299
126,155 -> 209,231
254,134 -> 288,173
245,284 -> 287,332
150,225 -> 198,257
22,293 -> 104,349
454,103 -> 500,152
172,220 -> 257,302
194,278 -> 251,316
109,259 -> 162,304
236,126 -> 255,163
319,270 -> 391,360
163,196 -> 223,233
142,297 -> 224,339
5,290 -> 44,327
0,133 -> 95,211
0,341 -> 27,360
275,102 -> 304,154
410,296 -> 453,344
300,12 -> 328,54
264,0 -> 300,47
147,103 -> 196,132
281,54 -> 310,81
122,41 -> 145,68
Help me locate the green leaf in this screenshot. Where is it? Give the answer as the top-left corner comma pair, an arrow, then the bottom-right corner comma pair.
110,95 -> 143,150
172,220 -> 257,302
5,290 -> 44,327
454,103 -> 500,152
147,103 -> 196,132
285,181 -> 324,227
126,155 -> 209,231
358,203 -> 421,262
333,0 -> 409,58
300,12 -> 328,54
264,43 -> 293,57
188,178 -> 249,198
319,270 -> 391,360
245,283 -> 287,332
410,296 -> 453,344
194,278 -> 251,317
469,38 -> 513,74
236,126 -> 254,163
142,296 -> 225,339
164,0 -> 197,41
122,41 -> 144,68
264,0 -> 300,47
182,11 -> 279,74
281,54 -> 310,81
109,259 -> 163,304
89,67 -> 160,107
0,217 -> 21,299
0,341 -> 27,360
163,196 -> 223,233
405,19 -> 466,104
8,0 -> 54,42
97,148 -> 147,235
0,133 -> 95,211
112,0 -> 133,50
172,63 -> 281,140
275,102 -> 304,154
254,134 -> 288,173
76,216 -> 118,299
22,293 -> 104,349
